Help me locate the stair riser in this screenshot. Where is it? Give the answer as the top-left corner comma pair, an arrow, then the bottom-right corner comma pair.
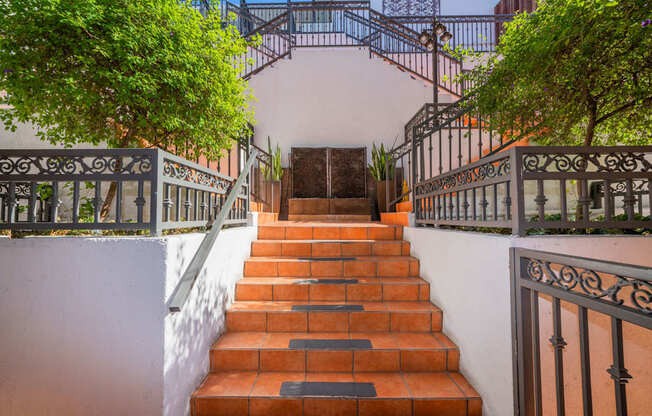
251,241 -> 411,257
225,311 -> 442,333
235,283 -> 430,302
192,396 -> 482,416
244,259 -> 419,278
210,349 -> 458,372
258,226 -> 403,241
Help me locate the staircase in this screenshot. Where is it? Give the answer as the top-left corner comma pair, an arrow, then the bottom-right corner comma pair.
220,1 -> 465,97
191,221 -> 482,416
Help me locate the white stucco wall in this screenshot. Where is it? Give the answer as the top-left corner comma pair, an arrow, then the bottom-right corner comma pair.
247,47 -> 455,165
1,122 -> 51,148
162,227 -> 256,416
403,227 -> 652,416
0,227 -> 256,416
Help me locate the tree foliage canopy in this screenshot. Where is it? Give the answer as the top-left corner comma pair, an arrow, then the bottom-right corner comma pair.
463,0 -> 651,146
0,0 -> 254,158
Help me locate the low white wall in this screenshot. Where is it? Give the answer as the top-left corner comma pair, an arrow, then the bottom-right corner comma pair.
162,227 -> 256,416
403,227 -> 652,416
0,227 -> 256,416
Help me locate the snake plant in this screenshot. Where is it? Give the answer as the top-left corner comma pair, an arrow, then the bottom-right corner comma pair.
368,142 -> 394,181
263,136 -> 282,181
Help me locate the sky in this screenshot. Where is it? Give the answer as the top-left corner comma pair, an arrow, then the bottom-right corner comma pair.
440,0 -> 496,15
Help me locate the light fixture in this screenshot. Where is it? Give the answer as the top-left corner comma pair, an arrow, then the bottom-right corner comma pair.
419,30 -> 430,45
417,18 -> 454,110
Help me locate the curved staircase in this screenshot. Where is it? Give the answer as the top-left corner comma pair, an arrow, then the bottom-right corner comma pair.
191,221 -> 482,416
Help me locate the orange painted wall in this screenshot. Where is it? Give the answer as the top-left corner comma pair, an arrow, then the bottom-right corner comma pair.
536,293 -> 652,415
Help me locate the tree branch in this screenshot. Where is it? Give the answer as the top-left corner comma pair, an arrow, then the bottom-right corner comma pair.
595,97 -> 650,125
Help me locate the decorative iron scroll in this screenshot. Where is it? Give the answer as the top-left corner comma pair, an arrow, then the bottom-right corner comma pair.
415,156 -> 510,196
162,158 -> 244,196
521,151 -> 652,174
383,0 -> 440,16
413,97 -> 474,142
0,155 -> 153,176
525,258 -> 652,315
594,179 -> 650,195
0,182 -> 31,198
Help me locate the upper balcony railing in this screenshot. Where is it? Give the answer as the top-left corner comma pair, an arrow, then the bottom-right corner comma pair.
200,1 -> 512,93
388,14 -> 514,53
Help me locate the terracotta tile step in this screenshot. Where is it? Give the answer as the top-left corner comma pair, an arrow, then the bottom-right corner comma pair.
244,256 -> 419,278
226,302 -> 442,333
235,277 -> 430,302
192,371 -> 481,416
251,240 -> 411,257
258,223 -> 404,241
210,332 -> 459,372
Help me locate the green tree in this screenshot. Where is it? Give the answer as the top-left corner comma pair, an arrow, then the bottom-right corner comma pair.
0,0 -> 255,217
463,0 -> 651,146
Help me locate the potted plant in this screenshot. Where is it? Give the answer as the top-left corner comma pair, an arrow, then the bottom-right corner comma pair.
262,136 -> 282,213
369,142 -> 396,213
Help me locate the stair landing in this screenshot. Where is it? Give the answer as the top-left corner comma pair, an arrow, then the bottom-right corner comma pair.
288,199 -> 372,222
191,221 -> 482,416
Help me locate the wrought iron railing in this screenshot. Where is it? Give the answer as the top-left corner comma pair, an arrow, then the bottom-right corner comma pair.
388,14 -> 514,53
248,142 -> 278,212
167,148 -> 260,313
389,96 -> 516,212
367,10 -> 465,96
238,11 -> 293,79
0,145 -> 268,235
511,248 -> 652,416
211,0 -> 476,95
412,146 -> 652,234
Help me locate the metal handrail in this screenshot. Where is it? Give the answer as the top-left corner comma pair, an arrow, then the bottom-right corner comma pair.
166,148 -> 260,313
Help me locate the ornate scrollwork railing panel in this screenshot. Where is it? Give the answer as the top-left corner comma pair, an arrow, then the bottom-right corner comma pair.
512,248 -> 651,416
0,147 -> 251,234
413,150 -> 512,226
525,257 -> 652,316
516,146 -> 652,233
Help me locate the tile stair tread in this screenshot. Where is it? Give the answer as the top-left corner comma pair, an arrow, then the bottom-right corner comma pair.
228,301 -> 440,312
237,277 -> 428,284
245,256 -> 419,261
259,222 -> 401,227
211,331 -> 459,351
193,371 -> 480,399
237,276 -> 423,281
254,239 -> 409,244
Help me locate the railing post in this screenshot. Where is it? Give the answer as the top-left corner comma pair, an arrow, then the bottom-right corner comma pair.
245,134 -> 251,215
509,147 -> 524,236
411,126 -> 418,217
385,155 -> 390,214
287,0 -> 293,58
150,149 -> 164,236
7,182 -> 16,224
367,2 -> 372,58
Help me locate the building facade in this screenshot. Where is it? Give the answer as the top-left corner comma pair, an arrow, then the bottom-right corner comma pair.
494,0 -> 537,14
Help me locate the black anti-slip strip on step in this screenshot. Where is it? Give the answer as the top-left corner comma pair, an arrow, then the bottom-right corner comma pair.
293,279 -> 359,285
280,382 -> 377,398
298,257 -> 356,261
289,339 -> 372,350
291,304 -> 364,311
